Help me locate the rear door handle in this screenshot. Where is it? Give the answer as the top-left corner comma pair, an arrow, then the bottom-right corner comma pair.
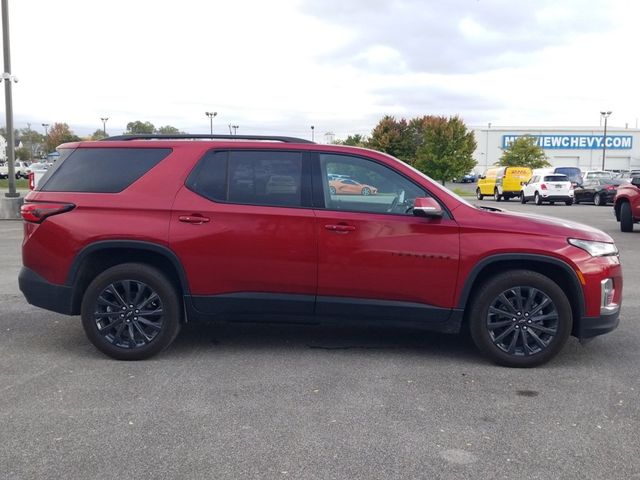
179,214 -> 210,224
324,224 -> 355,232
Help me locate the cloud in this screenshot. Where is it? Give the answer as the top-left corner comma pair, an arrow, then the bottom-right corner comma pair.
302,0 -> 614,74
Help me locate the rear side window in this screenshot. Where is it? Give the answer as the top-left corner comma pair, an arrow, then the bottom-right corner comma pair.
186,150 -> 305,208
39,148 -> 171,193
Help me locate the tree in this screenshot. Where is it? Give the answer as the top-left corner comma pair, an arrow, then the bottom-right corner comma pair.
18,127 -> 45,161
499,135 -> 551,169
367,116 -> 415,163
125,121 -> 155,134
90,129 -> 108,140
15,147 -> 30,161
44,123 -> 81,153
157,125 -> 182,135
334,134 -> 368,147
413,116 -> 477,185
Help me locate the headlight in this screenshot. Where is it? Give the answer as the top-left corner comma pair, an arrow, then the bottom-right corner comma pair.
568,238 -> 618,257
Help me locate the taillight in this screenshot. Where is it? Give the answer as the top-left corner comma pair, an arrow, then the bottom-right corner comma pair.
28,172 -> 34,190
540,183 -> 547,190
20,202 -> 75,223
606,185 -> 617,191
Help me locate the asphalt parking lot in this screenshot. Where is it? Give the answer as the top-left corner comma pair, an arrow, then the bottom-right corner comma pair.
1,201 -> 639,480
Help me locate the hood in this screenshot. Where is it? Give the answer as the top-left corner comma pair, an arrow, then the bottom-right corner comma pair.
478,207 -> 614,243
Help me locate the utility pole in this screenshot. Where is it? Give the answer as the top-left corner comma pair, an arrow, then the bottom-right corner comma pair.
600,111 -> 612,170
205,111 -> 217,135
311,125 -> 315,142
101,117 -> 109,136
2,0 -> 19,197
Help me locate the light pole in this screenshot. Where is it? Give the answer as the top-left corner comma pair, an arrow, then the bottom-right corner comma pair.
229,125 -> 239,135
311,125 -> 315,142
42,123 -> 49,136
205,111 -> 217,135
2,0 -> 19,198
100,117 -> 109,136
600,111 -> 612,170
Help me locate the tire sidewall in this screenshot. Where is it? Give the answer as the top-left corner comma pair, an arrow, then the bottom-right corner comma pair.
81,263 -> 181,360
620,202 -> 634,232
468,271 -> 573,368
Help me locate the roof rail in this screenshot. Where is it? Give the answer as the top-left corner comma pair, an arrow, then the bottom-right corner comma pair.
102,134 -> 314,144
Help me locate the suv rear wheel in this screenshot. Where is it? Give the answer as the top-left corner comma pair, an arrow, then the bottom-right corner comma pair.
620,201 -> 634,232
81,263 -> 181,360
468,270 -> 572,367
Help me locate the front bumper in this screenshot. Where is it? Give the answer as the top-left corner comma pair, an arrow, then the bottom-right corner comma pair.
575,307 -> 620,339
19,267 -> 75,315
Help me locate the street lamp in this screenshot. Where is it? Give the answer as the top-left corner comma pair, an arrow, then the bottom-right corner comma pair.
41,123 -> 49,136
205,111 -> 217,135
600,111 -> 612,170
229,125 -> 239,135
311,125 -> 315,142
100,117 -> 109,136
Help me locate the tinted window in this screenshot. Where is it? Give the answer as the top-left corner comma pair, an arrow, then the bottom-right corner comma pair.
187,150 -> 303,207
40,148 -> 170,193
544,175 -> 568,182
320,153 -> 427,215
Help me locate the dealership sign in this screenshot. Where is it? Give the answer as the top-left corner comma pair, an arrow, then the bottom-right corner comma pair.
502,134 -> 633,150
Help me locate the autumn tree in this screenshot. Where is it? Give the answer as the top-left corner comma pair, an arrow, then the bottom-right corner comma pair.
90,129 -> 108,140
499,135 -> 550,169
44,123 -> 81,153
367,116 -> 415,163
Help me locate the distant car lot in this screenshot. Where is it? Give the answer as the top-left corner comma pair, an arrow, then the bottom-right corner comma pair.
1,202 -> 639,478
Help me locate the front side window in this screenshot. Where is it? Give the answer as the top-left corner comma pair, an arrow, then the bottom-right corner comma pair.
319,153 -> 427,215
186,150 -> 303,207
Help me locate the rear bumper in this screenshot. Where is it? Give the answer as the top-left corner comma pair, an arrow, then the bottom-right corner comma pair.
576,308 -> 620,339
19,267 -> 75,315
540,194 -> 573,201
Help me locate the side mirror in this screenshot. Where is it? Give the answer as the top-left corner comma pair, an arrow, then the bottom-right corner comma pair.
413,197 -> 444,218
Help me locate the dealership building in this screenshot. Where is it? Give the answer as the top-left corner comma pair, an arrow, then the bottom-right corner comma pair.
471,126 -> 640,174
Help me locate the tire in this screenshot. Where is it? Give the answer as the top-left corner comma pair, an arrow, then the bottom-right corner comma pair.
361,187 -> 371,196
476,188 -> 484,200
468,270 -> 572,368
620,201 -> 634,232
329,186 -> 336,195
594,193 -> 604,206
520,193 -> 527,204
565,199 -> 573,206
81,263 -> 181,360
534,192 -> 543,205
494,188 -> 501,202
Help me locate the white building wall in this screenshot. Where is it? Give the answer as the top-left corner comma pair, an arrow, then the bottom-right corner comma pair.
471,126 -> 640,174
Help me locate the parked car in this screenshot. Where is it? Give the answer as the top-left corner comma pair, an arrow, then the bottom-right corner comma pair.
574,178 -> 625,206
533,167 -> 582,186
581,170 -> 613,182
0,162 -> 8,179
329,178 -> 378,195
19,134 -> 622,367
614,176 -> 640,232
520,174 -> 574,205
476,166 -> 532,201
14,161 -> 30,179
460,172 -> 477,183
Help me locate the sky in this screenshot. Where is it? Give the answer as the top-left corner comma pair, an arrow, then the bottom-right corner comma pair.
1,0 -> 639,140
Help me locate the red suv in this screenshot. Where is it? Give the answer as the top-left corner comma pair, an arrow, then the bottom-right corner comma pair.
614,176 -> 640,231
19,134 -> 623,367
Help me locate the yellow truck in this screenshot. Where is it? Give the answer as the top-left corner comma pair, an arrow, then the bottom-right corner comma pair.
476,166 -> 532,201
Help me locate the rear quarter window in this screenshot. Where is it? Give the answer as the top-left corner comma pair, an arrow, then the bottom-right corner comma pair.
39,148 -> 171,193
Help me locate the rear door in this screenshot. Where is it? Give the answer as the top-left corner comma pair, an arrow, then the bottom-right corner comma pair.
170,149 -> 317,316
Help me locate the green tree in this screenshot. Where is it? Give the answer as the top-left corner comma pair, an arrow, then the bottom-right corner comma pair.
44,123 -> 81,153
413,116 -> 477,185
367,116 -> 415,163
18,127 -> 45,161
125,121 -> 156,134
335,134 -> 368,147
90,129 -> 108,140
15,146 -> 30,161
157,125 -> 182,135
499,135 -> 551,169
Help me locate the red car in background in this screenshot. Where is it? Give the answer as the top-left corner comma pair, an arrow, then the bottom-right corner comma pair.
329,178 -> 378,195
614,176 -> 640,231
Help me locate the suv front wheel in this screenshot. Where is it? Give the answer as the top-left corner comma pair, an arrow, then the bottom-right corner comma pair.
468,270 -> 572,367
81,263 -> 181,360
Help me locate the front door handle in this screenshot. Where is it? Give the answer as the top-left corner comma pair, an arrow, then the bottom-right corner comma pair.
179,214 -> 210,224
324,224 -> 355,232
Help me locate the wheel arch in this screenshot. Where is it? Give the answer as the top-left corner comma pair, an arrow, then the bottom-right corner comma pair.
66,241 -> 190,315
457,254 -> 585,334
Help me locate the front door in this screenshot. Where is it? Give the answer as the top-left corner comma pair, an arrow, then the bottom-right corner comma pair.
313,153 -> 460,324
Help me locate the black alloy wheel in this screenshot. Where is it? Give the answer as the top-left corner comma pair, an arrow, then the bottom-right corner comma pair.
81,263 -> 181,360
469,270 -> 572,367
